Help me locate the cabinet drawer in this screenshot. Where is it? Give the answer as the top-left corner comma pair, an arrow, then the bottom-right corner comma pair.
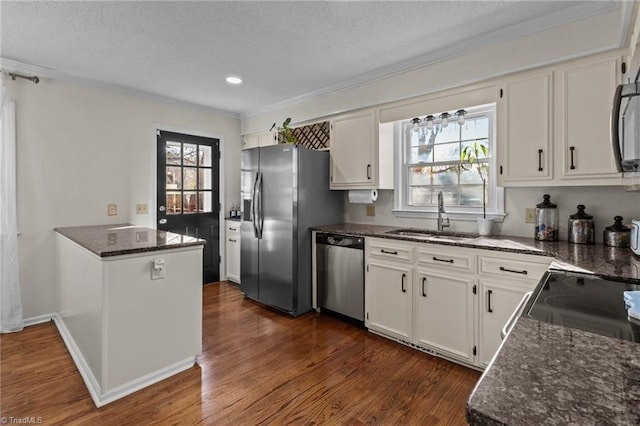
226,223 -> 240,234
416,248 -> 473,271
367,240 -> 413,263
478,256 -> 549,281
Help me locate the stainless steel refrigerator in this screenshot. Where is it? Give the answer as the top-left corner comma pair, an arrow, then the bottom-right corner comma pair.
240,144 -> 343,316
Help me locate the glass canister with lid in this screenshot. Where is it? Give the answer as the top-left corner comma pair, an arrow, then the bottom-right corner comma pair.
603,216 -> 631,248
568,204 -> 595,244
535,194 -> 559,241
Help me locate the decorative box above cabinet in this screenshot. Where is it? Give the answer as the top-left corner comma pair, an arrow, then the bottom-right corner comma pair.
329,109 -> 393,190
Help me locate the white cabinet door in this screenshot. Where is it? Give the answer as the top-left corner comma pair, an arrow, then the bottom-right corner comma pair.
366,261 -> 412,341
498,71 -> 553,184
259,131 -> 277,147
330,109 -> 377,189
478,279 -> 532,367
414,270 -> 475,364
558,57 -> 620,179
225,221 -> 240,283
243,133 -> 260,150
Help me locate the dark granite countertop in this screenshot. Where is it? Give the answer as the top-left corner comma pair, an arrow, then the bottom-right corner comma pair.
225,217 -> 241,222
467,317 -> 640,425
311,223 -> 640,283
55,224 -> 205,258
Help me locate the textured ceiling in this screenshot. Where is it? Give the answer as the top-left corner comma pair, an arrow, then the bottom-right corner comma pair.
0,1 -> 623,116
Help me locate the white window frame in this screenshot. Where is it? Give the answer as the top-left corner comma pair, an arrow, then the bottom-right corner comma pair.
393,104 -> 505,222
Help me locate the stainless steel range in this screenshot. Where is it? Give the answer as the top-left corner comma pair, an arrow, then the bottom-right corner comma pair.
522,270 -> 640,343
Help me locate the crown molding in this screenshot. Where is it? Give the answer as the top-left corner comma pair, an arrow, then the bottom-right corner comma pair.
0,58 -> 240,120
241,2 -> 625,120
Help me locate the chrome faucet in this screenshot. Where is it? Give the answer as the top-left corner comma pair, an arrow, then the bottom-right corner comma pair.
437,191 -> 450,232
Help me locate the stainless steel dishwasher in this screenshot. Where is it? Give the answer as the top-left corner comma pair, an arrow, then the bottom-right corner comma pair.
316,233 -> 364,322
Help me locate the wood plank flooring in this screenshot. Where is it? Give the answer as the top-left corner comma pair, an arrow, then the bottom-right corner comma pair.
1,282 -> 480,425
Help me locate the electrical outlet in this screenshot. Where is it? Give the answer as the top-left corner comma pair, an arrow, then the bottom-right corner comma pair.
151,258 -> 165,280
136,203 -> 148,214
107,203 -> 117,216
525,208 -> 535,224
366,205 -> 376,217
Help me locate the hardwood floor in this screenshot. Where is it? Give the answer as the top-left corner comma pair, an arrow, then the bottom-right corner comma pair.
1,282 -> 480,425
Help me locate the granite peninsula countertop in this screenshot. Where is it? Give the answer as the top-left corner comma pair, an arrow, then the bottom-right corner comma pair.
466,318 -> 640,425
311,223 -> 640,283
55,224 -> 205,257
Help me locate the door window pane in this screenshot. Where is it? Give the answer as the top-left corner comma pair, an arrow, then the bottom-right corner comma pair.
198,191 -> 212,213
183,191 -> 197,213
167,191 -> 182,214
166,167 -> 182,189
166,142 -> 181,165
183,167 -> 198,190
198,169 -> 212,190
199,146 -> 212,166
183,144 -> 198,166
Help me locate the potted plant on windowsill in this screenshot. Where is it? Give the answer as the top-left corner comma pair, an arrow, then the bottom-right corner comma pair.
461,142 -> 492,236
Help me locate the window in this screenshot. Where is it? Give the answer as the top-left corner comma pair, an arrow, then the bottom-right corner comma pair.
394,104 -> 504,220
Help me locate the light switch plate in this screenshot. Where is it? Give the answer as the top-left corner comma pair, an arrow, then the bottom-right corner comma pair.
525,208 -> 535,224
366,205 -> 376,217
107,203 -> 117,216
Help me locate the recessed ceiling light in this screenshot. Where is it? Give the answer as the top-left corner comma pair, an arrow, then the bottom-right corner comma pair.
225,76 -> 243,85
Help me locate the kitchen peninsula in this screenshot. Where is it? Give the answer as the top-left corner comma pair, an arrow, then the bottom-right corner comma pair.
55,224 -> 205,407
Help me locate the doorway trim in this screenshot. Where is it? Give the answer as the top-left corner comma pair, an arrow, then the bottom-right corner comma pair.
149,123 -> 226,280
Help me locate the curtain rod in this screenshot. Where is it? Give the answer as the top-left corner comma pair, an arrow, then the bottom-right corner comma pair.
4,71 -> 39,84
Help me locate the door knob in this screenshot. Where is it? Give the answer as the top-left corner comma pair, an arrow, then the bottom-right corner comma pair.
159,206 -> 166,212
159,219 -> 167,224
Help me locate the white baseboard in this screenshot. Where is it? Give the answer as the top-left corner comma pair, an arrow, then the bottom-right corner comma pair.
23,313 -> 55,327
52,314 -> 196,408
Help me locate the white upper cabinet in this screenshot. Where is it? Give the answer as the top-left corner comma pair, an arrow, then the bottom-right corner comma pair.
498,71 -> 553,184
557,56 -> 620,180
497,50 -> 625,186
329,110 -> 393,190
242,130 -> 276,150
330,109 -> 378,189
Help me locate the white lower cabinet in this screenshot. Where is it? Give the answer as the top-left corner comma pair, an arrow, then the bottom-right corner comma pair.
414,269 -> 475,364
225,220 -> 240,283
477,279 -> 534,367
364,237 -> 551,370
366,262 -> 412,341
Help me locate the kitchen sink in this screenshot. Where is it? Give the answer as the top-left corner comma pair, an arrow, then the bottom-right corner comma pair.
385,228 -> 477,241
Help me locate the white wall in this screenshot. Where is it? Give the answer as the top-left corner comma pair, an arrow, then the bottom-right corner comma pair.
344,187 -> 640,243
8,78 -> 241,318
241,7 -> 627,133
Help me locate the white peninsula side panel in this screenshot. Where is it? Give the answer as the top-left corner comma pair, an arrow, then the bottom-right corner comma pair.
56,232 -> 203,407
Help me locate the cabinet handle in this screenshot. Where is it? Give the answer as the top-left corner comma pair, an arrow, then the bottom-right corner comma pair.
421,277 -> 427,297
570,146 -> 576,170
499,266 -> 528,275
401,273 -> 407,293
229,238 -> 237,242
538,149 -> 543,172
381,249 -> 398,255
487,289 -> 493,313
433,256 -> 454,264
367,164 -> 372,180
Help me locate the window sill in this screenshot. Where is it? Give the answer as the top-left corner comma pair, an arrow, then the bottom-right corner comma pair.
392,209 -> 506,223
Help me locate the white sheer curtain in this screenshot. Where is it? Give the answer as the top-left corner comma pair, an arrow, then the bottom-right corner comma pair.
0,75 -> 23,333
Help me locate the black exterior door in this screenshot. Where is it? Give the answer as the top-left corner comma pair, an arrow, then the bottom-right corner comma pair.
157,130 -> 220,284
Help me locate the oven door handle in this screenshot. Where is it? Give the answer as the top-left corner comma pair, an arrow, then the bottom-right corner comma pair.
501,291 -> 532,340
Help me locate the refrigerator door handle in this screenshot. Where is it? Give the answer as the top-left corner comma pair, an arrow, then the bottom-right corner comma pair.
257,172 -> 264,238
251,172 -> 259,238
